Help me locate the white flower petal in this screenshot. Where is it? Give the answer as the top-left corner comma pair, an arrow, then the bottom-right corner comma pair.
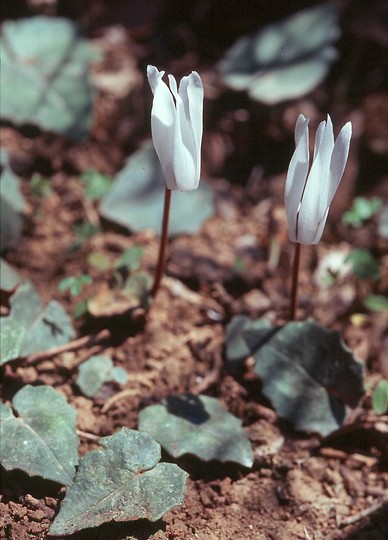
320,116 -> 334,162
313,116 -> 335,219
182,72 -> 204,166
313,116 -> 334,165
328,121 -> 352,202
150,74 -> 175,128
285,115 -> 310,241
148,66 -> 204,191
148,71 -> 177,189
294,114 -> 308,145
311,208 -> 329,244
173,94 -> 198,190
297,159 -> 325,243
147,65 -> 164,95
172,72 -> 202,190
285,112 -> 351,245
298,117 -> 333,243
167,74 -> 178,99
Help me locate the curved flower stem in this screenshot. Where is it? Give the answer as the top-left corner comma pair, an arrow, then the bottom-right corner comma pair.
290,242 -> 301,321
151,187 -> 172,298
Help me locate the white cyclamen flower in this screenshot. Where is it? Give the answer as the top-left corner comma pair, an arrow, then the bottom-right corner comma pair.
285,114 -> 352,244
147,65 -> 204,191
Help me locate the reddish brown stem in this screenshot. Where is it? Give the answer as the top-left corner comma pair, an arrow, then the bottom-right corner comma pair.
289,242 -> 301,321
151,187 -> 172,298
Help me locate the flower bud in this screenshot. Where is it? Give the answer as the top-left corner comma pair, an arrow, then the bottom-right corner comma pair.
147,65 -> 204,191
285,114 -> 352,244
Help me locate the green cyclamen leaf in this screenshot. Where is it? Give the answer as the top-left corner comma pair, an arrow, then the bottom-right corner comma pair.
218,4 -> 340,104
1,281 -> 75,363
0,17 -> 97,140
0,385 -> 79,485
139,394 -> 253,467
100,143 -> 215,236
0,150 -> 25,252
76,355 -> 128,398
0,257 -> 24,290
0,318 -> 26,364
226,317 -> 365,436
49,428 -> 188,535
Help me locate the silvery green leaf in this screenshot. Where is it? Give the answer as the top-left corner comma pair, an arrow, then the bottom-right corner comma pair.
49,428 -> 188,535
111,367 -> 129,385
0,257 -> 24,290
139,394 -> 253,467
0,318 -> 26,364
225,315 -> 271,372
9,282 -> 43,329
0,17 -> 97,139
20,301 -> 75,358
1,281 -> 75,363
76,356 -> 128,398
225,317 -> 365,436
218,4 -> 340,104
100,143 -> 215,235
0,150 -> 25,251
0,385 -> 79,485
77,356 -> 114,397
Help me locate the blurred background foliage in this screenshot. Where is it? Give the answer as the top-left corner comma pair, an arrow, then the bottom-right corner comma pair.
1,1 -> 387,192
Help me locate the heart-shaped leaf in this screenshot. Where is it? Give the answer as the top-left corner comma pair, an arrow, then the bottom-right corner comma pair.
139,394 -> 253,467
0,385 -> 79,485
0,17 -> 97,139
0,281 -> 75,363
226,317 -> 365,436
225,315 -> 272,372
0,318 -> 26,364
0,150 -> 25,252
21,300 -> 75,358
100,143 -> 215,235
0,257 -> 24,290
76,355 -> 128,398
49,428 -> 188,535
218,3 -> 340,104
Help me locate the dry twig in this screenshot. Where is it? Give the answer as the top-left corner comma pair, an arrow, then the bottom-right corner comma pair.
24,329 -> 111,365
339,500 -> 387,527
76,429 -> 100,442
192,350 -> 224,395
101,388 -> 141,413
